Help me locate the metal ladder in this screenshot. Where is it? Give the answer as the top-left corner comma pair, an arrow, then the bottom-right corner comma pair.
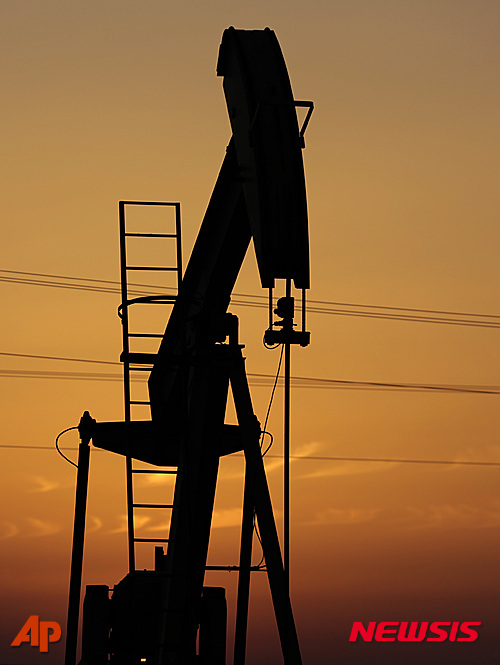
118,200 -> 182,573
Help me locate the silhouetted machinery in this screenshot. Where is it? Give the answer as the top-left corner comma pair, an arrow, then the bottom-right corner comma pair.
65,27 -> 313,665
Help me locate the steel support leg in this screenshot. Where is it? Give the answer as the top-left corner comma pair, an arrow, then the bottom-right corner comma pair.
233,454 -> 257,665
65,412 -> 94,665
230,354 -> 302,665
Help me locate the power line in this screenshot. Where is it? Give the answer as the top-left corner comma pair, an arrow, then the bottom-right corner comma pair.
1,443 -> 499,467
250,373 -> 500,395
265,454 -> 500,467
1,352 -> 500,394
0,351 -> 120,366
299,308 -> 500,330
0,369 -> 126,381
0,269 -> 121,289
1,269 -> 499,329
299,298 -> 500,321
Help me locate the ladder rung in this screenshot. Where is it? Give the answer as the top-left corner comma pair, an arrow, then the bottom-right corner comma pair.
121,352 -> 157,364
125,297 -> 177,304
131,469 -> 178,474
124,232 -> 178,238
133,503 -> 175,509
126,266 -> 178,271
133,537 -> 171,543
120,200 -> 179,207
128,333 -> 164,338
129,366 -> 152,372
205,565 -> 265,572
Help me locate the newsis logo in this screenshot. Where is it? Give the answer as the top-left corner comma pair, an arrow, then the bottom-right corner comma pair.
349,621 -> 481,642
11,615 -> 62,653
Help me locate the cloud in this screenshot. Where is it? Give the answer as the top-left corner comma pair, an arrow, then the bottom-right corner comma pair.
403,502 -> 500,530
445,443 -> 500,472
28,475 -> 61,493
263,441 -> 323,475
301,459 -> 400,478
147,521 -> 171,533
305,501 -> 500,530
212,508 -> 244,528
307,507 -> 381,526
142,473 -> 177,487
88,516 -> 103,533
0,521 -> 20,540
215,442 -> 320,481
293,441 -> 399,478
109,514 -> 151,534
0,518 -> 63,539
25,518 -> 62,537
261,457 -> 283,474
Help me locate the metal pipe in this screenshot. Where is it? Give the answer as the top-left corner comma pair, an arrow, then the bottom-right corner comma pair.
233,456 -> 257,665
284,278 -> 291,663
269,287 -> 273,331
301,288 -> 306,333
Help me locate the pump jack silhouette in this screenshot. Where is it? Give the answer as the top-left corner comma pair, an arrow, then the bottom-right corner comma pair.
64,27 -> 313,665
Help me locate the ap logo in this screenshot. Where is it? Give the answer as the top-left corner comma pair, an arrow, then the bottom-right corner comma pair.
11,615 -> 61,653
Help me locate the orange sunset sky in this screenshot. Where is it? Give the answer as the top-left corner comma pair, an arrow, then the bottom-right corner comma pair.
1,1 -> 500,664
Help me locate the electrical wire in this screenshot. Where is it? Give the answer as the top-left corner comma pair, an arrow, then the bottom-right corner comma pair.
55,427 -> 79,468
2,269 -> 500,329
249,374 -> 500,395
301,308 -> 500,330
263,454 -> 500,467
1,269 -> 497,319
1,357 -> 500,396
0,369 -> 125,381
2,443 -> 500,467
260,431 -> 274,457
0,351 -> 120,365
260,345 -> 284,455
253,517 -> 266,570
248,345 -> 285,567
308,297 -> 500,320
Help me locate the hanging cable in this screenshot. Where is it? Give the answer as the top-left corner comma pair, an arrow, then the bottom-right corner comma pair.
259,344 -> 284,455
252,516 -> 266,570
250,344 -> 285,567
260,430 -> 274,457
55,426 -> 79,468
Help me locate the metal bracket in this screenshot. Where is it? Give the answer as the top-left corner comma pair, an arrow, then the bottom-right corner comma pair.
248,99 -> 314,148
295,100 -> 314,144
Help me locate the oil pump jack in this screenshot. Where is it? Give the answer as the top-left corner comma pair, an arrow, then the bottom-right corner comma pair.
65,27 -> 313,665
